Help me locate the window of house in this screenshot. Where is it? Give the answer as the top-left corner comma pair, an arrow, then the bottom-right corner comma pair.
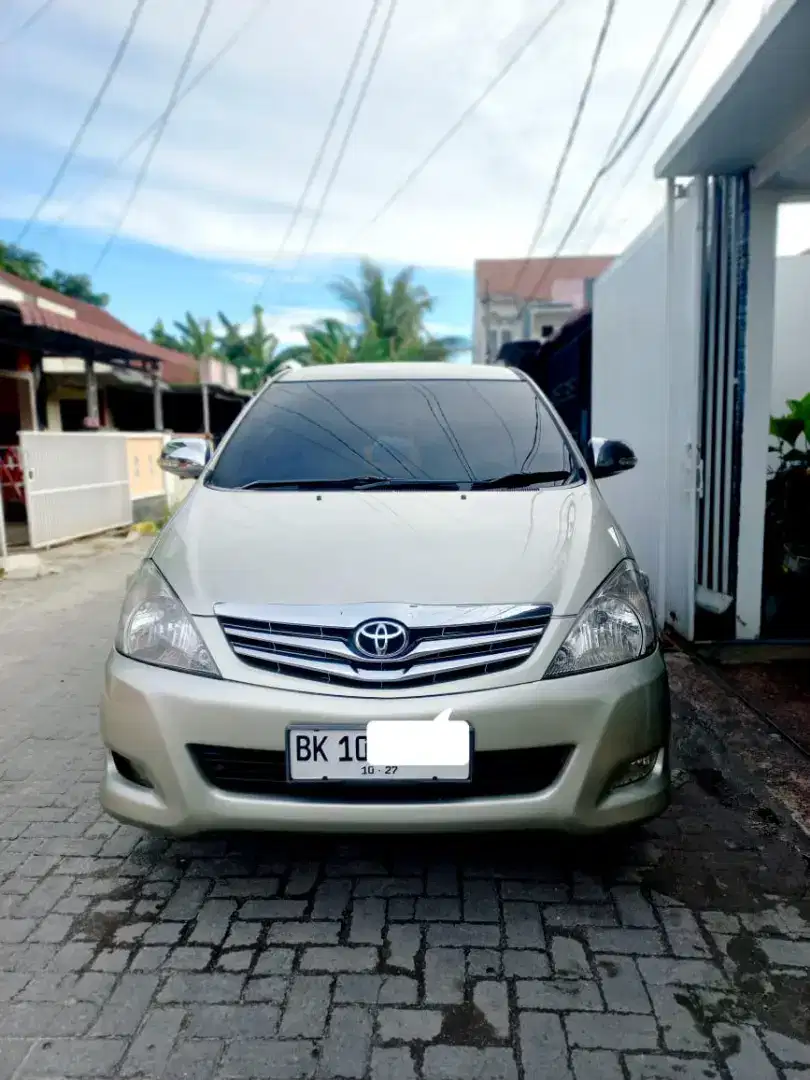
541,325 -> 554,339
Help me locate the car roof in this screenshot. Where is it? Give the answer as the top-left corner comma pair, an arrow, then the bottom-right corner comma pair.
275,362 -> 520,382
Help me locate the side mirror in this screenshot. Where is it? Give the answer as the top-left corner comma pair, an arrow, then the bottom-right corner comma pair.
158,437 -> 210,479
588,437 -> 637,479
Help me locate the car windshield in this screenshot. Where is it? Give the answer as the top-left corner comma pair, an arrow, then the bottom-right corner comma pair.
206,376 -> 582,491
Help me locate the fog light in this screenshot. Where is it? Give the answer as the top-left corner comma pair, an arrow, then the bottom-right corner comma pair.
609,750 -> 659,792
111,751 -> 153,789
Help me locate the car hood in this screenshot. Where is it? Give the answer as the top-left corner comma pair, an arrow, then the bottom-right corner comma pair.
152,483 -> 632,617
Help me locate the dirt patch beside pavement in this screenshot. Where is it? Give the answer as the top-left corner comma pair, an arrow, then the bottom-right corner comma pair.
716,660 -> 810,757
667,650 -> 810,843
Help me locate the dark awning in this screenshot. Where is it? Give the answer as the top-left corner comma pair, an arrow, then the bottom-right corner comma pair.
0,299 -> 189,371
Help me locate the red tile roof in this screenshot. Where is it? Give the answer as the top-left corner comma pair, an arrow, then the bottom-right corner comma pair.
0,268 -> 199,382
475,256 -> 615,301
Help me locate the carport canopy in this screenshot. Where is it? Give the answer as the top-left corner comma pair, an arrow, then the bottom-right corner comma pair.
655,0 -> 810,195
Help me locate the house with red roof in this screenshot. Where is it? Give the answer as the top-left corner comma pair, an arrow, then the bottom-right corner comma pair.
473,255 -> 615,363
0,269 -> 249,551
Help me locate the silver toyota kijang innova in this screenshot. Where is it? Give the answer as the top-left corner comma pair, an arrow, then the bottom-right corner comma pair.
101,362 -> 670,836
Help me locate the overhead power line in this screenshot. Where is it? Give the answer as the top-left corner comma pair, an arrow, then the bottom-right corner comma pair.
598,0 -> 690,175
579,0 -> 713,253
511,0 -> 618,301
360,0 -> 571,235
92,0 -> 216,273
41,0 -> 274,239
291,0 -> 400,267
15,0 -> 149,246
521,0 -> 719,310
0,0 -> 58,49
252,0 -> 384,306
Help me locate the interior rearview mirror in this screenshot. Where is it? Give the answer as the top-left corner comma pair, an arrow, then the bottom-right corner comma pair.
588,438 -> 637,479
158,437 -> 210,479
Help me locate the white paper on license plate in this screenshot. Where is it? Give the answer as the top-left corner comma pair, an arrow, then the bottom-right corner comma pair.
366,709 -> 471,767
287,719 -> 471,782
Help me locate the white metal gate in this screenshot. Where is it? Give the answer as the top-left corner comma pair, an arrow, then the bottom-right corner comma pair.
694,174 -> 750,635
21,432 -> 133,549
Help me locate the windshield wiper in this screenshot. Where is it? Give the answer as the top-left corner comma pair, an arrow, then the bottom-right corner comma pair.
473,469 -> 581,489
232,476 -> 462,491
353,478 -> 463,490
234,476 -> 384,491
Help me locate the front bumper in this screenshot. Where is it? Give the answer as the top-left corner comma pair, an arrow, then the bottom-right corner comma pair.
99,650 -> 671,836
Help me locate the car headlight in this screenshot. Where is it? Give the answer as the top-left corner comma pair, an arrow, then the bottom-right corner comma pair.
544,559 -> 657,678
115,559 -> 220,677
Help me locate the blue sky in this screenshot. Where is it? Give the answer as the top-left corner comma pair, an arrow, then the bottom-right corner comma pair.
0,0 -> 800,352
0,211 -> 474,345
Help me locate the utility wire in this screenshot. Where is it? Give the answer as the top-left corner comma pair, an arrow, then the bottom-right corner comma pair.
291,0 -> 400,267
598,0 -> 689,177
91,0 -> 215,273
252,0 -> 384,306
511,0 -> 618,301
15,0 -> 149,245
41,0 -> 273,239
580,0 -> 719,254
521,0 -> 719,311
360,0 -> 571,235
0,0 -> 58,48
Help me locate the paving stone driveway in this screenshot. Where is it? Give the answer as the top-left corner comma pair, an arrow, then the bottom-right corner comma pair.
1,542 -> 809,1080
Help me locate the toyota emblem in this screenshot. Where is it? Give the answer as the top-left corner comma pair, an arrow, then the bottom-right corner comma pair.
352,619 -> 409,659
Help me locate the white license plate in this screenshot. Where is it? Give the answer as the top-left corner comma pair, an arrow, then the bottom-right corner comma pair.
286,726 -> 472,782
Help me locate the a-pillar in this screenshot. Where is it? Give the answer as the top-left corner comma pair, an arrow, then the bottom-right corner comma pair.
735,188 -> 779,640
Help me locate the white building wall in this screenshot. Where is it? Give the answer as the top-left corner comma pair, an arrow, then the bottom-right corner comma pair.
772,252 -> 810,415
591,186 -> 703,632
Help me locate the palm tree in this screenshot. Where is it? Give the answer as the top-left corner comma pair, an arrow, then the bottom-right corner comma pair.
219,305 -> 281,390
267,260 -> 469,374
149,318 -> 184,351
171,312 -> 218,359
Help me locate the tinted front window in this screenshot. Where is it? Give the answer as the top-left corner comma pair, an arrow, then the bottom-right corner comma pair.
207,377 -> 580,490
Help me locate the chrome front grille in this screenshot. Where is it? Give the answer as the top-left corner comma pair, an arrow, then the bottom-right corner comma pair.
214,603 -> 553,689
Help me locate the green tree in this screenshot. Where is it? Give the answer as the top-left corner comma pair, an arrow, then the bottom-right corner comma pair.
218,304 -> 281,390
171,312 -> 218,359
0,241 -> 111,307
149,318 -> 185,351
0,241 -> 45,282
39,270 -> 109,308
332,259 -> 432,348
269,259 -> 468,372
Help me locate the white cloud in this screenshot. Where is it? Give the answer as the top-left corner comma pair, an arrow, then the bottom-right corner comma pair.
425,320 -> 471,342
226,270 -> 263,287
252,306 -> 349,346
2,0 -> 803,269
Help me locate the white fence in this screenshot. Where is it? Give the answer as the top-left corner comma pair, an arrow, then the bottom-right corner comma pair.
592,186 -> 703,635
21,432 -> 133,549
17,431 -> 204,549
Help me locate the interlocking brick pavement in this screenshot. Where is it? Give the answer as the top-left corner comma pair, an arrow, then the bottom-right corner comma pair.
1,541 -> 809,1079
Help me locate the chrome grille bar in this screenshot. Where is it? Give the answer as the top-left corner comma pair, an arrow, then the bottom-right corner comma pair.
215,602 -> 552,689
